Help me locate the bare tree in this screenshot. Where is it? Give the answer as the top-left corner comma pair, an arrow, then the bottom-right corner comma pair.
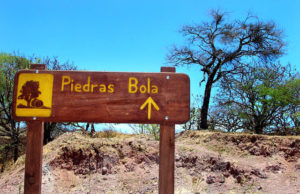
40,57 -> 78,144
167,10 -> 285,129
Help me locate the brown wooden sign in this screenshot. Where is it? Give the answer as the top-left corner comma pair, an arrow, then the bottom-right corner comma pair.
13,70 -> 190,123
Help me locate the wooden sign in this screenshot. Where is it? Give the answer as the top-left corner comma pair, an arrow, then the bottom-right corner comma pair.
13,70 -> 190,123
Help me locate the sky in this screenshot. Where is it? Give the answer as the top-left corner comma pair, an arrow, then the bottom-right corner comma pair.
1,0 -> 299,131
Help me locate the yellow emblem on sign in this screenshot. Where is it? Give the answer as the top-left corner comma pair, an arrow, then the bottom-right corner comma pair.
16,73 -> 54,117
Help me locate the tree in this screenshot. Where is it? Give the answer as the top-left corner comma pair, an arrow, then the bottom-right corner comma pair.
167,10 -> 285,129
215,62 -> 299,134
183,107 -> 201,130
85,123 -> 95,134
0,53 -> 78,166
40,57 -> 77,144
271,78 -> 300,135
0,53 -> 31,162
209,101 -> 247,132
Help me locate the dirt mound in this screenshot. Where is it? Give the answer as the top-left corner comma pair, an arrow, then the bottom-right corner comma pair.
177,130 -> 300,161
49,136 -> 159,176
0,130 -> 299,193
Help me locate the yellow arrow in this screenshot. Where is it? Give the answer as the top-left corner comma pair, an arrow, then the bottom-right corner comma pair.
140,96 -> 160,120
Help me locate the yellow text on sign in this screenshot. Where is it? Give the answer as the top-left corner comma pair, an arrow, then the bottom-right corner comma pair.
128,77 -> 158,94
60,76 -> 115,93
16,73 -> 54,117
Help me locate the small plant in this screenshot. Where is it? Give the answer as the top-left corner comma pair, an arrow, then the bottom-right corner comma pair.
18,183 -> 23,194
97,129 -> 118,138
192,176 -> 203,193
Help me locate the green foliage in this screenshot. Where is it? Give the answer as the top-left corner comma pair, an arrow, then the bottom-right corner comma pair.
0,53 -> 30,95
0,53 -> 31,162
131,124 -> 160,140
215,62 -> 299,134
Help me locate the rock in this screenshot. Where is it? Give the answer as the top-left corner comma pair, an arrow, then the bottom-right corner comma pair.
290,139 -> 300,149
284,148 -> 299,162
206,175 -> 216,184
248,145 -> 271,157
223,172 -> 230,178
125,163 -> 135,172
295,164 -> 300,170
217,175 -> 225,183
61,163 -> 72,170
102,167 -> 108,175
265,164 -> 282,173
177,154 -> 198,169
175,162 -> 182,168
236,175 -> 243,183
75,168 -> 89,175
206,175 -> 225,184
250,136 -> 257,143
211,161 -> 231,172
251,169 -> 267,179
42,165 -> 50,175
229,166 -> 243,177
89,165 -> 96,171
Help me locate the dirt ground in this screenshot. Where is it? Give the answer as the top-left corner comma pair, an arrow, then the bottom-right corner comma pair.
0,130 -> 299,193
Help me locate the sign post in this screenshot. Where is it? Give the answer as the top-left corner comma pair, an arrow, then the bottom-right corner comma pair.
13,65 -> 190,194
159,67 -> 176,194
24,64 -> 46,194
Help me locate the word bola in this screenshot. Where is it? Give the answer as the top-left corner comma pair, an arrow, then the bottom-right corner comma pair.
128,77 -> 158,94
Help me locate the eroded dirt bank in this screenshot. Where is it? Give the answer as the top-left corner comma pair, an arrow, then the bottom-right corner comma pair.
0,131 -> 299,193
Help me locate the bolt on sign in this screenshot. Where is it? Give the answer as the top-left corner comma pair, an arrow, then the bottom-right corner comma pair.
13,70 -> 190,123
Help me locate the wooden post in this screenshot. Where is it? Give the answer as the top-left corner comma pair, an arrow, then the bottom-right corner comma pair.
24,64 -> 46,194
159,67 -> 176,194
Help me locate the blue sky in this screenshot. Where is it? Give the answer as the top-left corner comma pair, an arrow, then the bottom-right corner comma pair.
1,0 -> 299,131
1,0 -> 299,97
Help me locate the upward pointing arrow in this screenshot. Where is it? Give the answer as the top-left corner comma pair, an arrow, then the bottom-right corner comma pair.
140,96 -> 160,120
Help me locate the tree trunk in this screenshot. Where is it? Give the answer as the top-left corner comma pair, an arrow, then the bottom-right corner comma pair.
200,78 -> 214,129
91,123 -> 95,134
254,125 -> 263,134
254,120 -> 264,134
43,122 -> 53,144
13,140 -> 19,162
11,121 -> 19,162
85,123 -> 90,131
